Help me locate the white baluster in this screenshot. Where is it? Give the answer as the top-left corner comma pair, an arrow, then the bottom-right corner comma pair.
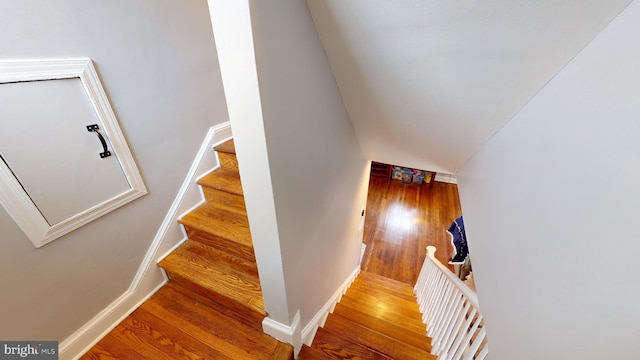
415,246 -> 488,359
450,313 -> 481,360
462,327 -> 486,360
434,291 -> 463,354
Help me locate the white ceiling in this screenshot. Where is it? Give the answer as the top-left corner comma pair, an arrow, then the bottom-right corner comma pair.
307,0 -> 631,173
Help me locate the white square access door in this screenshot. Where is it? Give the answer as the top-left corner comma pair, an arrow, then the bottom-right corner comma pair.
0,59 -> 147,248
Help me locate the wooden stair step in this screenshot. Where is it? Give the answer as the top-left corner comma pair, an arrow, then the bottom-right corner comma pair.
176,239 -> 258,277
201,185 -> 247,215
351,279 -> 417,303
139,285 -> 278,359
179,202 -> 252,248
346,282 -> 421,312
166,282 -> 263,332
338,295 -> 427,335
198,167 -> 243,196
218,151 -> 238,170
323,314 -> 435,360
332,303 -> 431,353
358,271 -> 416,297
342,287 -> 423,321
158,243 -> 266,320
214,138 -> 236,154
186,227 -> 256,263
352,277 -> 418,302
214,139 -> 238,169
311,328 -> 390,360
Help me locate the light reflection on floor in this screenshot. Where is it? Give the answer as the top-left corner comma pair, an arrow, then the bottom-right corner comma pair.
382,204 -> 420,244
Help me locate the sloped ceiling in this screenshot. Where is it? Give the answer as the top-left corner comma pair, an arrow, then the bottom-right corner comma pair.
307,0 -> 631,173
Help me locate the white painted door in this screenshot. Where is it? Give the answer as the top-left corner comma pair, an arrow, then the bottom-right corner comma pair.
0,77 -> 130,225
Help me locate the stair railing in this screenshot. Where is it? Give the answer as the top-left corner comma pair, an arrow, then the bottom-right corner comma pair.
414,246 -> 488,360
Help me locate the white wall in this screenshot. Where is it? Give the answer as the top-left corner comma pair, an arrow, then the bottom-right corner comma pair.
0,0 -> 228,343
249,0 -> 370,328
457,1 -> 640,358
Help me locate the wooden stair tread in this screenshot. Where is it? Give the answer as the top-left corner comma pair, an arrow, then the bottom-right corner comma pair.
179,202 -> 252,248
342,287 -> 423,321
201,186 -> 247,214
346,282 -> 421,312
352,277 -> 417,302
139,285 -> 277,359
323,314 -> 435,360
159,243 -> 265,317
165,282 -> 264,332
338,295 -> 427,335
177,239 -> 258,277
186,227 -> 256,263
198,167 -> 243,196
332,303 -> 431,352
359,271 -> 416,297
311,328 -> 390,360
351,280 -> 417,303
214,139 -> 235,154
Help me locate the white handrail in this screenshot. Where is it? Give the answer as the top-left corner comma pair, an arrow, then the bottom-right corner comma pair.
414,246 -> 488,360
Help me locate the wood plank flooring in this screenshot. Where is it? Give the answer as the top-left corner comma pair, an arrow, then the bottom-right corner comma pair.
361,175 -> 462,285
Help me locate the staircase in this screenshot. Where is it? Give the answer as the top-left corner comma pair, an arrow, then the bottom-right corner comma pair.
299,271 -> 436,360
81,139 -> 293,360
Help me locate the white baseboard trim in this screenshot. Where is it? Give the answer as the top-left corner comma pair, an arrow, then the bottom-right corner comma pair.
262,310 -> 302,357
435,172 -> 457,184
60,121 -> 232,360
301,265 -> 361,347
59,280 -> 167,360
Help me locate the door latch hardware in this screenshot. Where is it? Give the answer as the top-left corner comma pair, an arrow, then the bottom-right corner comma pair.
86,124 -> 111,158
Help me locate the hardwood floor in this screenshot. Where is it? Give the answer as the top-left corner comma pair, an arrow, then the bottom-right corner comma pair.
361,175 -> 462,285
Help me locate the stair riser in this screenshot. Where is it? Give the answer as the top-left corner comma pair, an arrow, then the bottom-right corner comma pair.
185,227 -> 256,263
218,152 -> 238,169
162,269 -> 266,329
201,188 -> 247,214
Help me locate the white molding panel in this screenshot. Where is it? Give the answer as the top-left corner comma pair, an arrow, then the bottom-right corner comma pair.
0,58 -> 147,247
